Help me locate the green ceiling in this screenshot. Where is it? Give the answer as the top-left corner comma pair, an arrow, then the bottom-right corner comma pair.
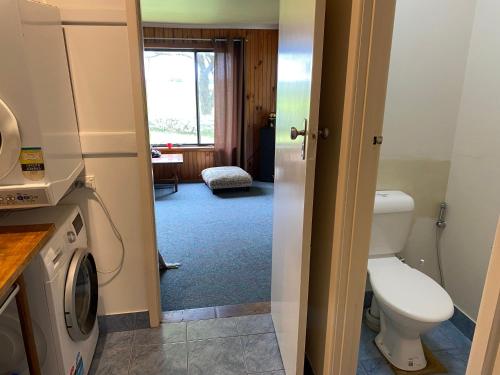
140,0 -> 279,27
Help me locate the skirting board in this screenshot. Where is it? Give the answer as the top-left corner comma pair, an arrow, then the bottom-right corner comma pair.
363,291 -> 476,340
98,311 -> 150,333
449,306 -> 476,341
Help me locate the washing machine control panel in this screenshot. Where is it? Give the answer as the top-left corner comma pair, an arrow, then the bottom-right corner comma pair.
0,188 -> 50,209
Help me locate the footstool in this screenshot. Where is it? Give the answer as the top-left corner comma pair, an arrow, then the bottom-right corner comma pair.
201,166 -> 253,194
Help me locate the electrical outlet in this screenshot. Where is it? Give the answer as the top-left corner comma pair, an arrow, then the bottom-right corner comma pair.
76,175 -> 96,190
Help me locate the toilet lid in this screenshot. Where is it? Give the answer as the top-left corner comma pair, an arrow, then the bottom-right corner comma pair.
368,257 -> 454,323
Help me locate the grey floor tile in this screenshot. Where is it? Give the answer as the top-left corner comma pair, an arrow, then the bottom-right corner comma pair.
434,348 -> 469,375
89,346 -> 131,375
423,320 -> 472,353
357,363 -> 368,375
439,321 -> 472,350
129,342 -> 188,375
422,322 -> 458,352
95,331 -> 134,354
188,336 -> 246,375
358,324 -> 380,361
235,314 -> 274,335
187,317 -> 238,340
133,322 -> 187,345
359,357 -> 393,375
248,372 -> 285,375
242,333 -> 284,373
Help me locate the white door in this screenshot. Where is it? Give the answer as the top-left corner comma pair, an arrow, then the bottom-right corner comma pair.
271,0 -> 326,373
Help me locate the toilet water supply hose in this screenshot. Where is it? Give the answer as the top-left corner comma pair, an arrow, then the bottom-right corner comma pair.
435,202 -> 447,288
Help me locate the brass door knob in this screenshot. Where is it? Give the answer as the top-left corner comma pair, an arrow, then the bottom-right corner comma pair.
290,127 -> 306,140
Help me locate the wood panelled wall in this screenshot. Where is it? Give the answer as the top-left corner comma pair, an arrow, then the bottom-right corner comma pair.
143,27 -> 278,179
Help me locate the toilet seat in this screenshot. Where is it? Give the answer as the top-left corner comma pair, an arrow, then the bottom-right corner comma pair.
368,257 -> 454,323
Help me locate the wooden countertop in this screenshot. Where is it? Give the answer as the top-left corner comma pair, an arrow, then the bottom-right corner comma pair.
0,224 -> 55,298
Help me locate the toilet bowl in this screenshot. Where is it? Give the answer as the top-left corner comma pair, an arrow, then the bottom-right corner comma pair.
367,256 -> 454,371
367,191 -> 454,371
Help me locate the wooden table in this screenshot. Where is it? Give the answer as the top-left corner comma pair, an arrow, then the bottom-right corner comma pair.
0,224 -> 55,375
151,153 -> 184,192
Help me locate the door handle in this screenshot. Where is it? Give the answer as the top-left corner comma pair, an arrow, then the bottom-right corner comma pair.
290,127 -> 306,140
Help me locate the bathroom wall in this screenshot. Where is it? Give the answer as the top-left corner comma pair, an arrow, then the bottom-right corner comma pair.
378,0 -> 476,281
381,0 -> 500,321
441,0 -> 500,320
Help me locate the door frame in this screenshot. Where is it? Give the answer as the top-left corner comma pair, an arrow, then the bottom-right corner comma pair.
466,219 -> 500,375
125,0 -> 162,327
321,0 -> 397,373
322,1 -> 500,374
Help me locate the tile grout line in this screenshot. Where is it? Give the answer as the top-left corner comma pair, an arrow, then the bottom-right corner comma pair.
185,318 -> 189,374
184,330 -> 276,343
129,329 -> 138,375
239,334 -> 250,374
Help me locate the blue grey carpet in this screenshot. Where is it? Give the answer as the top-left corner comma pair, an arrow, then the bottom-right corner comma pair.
155,181 -> 273,311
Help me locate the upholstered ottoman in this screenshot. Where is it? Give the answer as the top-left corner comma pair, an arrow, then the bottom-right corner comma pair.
201,166 -> 253,193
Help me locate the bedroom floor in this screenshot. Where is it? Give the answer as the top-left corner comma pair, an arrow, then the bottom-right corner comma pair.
154,181 -> 274,311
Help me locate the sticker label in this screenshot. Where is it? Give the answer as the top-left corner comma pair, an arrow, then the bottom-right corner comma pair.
20,147 -> 45,181
69,352 -> 84,375
75,352 -> 84,375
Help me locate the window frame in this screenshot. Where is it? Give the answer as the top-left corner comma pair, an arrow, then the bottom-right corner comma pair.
144,48 -> 215,147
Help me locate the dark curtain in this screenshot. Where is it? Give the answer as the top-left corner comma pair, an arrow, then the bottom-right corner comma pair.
214,39 -> 244,167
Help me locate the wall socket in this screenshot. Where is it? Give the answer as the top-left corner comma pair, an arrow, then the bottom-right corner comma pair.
76,175 -> 96,190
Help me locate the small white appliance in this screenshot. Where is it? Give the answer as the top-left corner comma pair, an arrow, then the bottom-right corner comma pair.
0,205 -> 99,375
0,0 -> 83,209
366,191 -> 454,371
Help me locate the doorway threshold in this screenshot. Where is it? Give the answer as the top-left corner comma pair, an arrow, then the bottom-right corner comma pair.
162,301 -> 271,323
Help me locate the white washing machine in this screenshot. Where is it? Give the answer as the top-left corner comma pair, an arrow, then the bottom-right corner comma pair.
0,205 -> 99,375
0,0 -> 83,209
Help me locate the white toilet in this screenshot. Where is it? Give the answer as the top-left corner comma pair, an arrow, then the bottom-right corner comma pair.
366,191 -> 454,371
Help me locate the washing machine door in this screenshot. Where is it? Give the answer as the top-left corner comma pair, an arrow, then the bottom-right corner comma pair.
0,287 -> 47,375
0,98 -> 21,180
64,249 -> 98,342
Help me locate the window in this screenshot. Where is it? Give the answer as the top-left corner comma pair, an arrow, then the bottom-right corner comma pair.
144,50 -> 215,146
